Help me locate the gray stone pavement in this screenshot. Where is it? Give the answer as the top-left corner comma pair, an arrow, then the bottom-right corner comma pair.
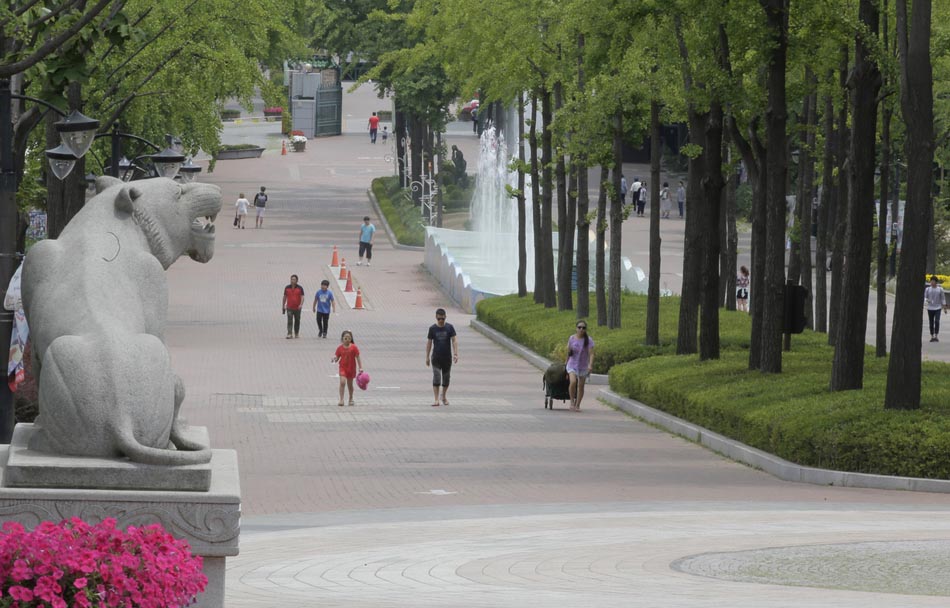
164,87 -> 950,606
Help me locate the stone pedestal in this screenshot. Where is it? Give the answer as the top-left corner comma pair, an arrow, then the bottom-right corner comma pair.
0,424 -> 240,608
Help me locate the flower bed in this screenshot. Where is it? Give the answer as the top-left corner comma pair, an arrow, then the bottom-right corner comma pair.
214,144 -> 265,160
0,518 -> 206,607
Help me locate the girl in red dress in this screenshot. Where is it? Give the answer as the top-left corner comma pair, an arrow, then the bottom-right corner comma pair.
332,330 -> 363,406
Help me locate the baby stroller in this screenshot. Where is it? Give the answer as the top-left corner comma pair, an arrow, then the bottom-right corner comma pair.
542,362 -> 571,410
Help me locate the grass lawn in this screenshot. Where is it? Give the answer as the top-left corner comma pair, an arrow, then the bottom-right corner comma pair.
477,292 -> 950,480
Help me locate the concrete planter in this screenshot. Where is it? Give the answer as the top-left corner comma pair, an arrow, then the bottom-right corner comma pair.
291,141 -> 306,152
214,147 -> 265,160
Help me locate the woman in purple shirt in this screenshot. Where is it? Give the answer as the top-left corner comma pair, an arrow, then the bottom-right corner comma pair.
565,321 -> 595,411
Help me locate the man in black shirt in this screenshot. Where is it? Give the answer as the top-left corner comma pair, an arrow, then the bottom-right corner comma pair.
425,308 -> 458,407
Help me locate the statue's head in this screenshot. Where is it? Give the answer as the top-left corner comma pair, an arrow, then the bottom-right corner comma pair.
96,176 -> 222,269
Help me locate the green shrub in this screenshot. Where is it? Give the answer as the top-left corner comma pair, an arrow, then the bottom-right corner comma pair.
372,176 -> 426,246
217,144 -> 262,151
220,108 -> 241,120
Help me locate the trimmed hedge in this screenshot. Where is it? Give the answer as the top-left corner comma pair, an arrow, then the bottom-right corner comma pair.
477,292 -> 950,479
476,293 -> 752,374
371,176 -> 426,246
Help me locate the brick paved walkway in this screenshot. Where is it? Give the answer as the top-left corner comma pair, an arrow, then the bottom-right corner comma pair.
164,85 -> 950,606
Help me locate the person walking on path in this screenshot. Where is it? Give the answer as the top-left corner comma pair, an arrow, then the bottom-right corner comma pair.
234,192 -> 249,229
659,182 -> 671,218
426,308 -> 458,407
926,275 -> 944,343
253,186 -> 268,228
332,330 -> 363,406
620,175 -> 628,206
358,216 -> 376,266
736,265 -> 751,313
566,321 -> 594,412
282,274 -> 305,339
637,181 -> 648,217
312,279 -> 336,338
676,180 -> 686,219
368,112 -> 380,144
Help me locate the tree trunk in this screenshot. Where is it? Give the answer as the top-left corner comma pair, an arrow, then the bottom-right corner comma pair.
530,93 -> 543,304
800,76 -> 817,329
540,87 -> 557,308
885,0 -> 934,410
876,2 -> 892,355
517,93 -> 528,298
831,0 -> 881,392
555,81 -> 572,310
395,106 -> 407,186
759,0 -> 790,373
410,115 -> 424,207
828,47 -> 850,346
563,162 -> 577,310
596,165 -> 609,326
647,100 -> 662,345
700,99 -> 724,361
608,109 -> 623,329
575,35 -> 590,318
876,103 -> 891,356
815,88 -> 835,333
676,108 -> 707,354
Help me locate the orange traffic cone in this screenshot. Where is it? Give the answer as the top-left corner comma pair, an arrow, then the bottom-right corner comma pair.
354,288 -> 365,310
344,270 -> 354,292
330,245 -> 339,267
281,140 -> 287,155
338,259 -> 348,280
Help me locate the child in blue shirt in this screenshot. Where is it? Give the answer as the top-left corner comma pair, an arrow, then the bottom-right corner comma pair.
312,279 -> 336,338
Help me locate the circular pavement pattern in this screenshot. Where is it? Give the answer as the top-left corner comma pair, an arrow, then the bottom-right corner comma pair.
229,507 -> 950,607
673,539 -> 950,596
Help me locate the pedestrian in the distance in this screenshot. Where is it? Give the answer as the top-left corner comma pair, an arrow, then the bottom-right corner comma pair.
620,175 -> 628,205
368,112 -> 380,144
312,279 -> 336,339
637,181 -> 648,217
566,321 -> 594,412
659,182 -> 671,218
358,216 -> 376,266
736,265 -> 751,313
253,186 -> 268,228
381,126 -> 389,142
282,274 -> 304,339
332,330 -> 363,406
426,308 -> 458,407
234,192 -> 249,229
676,180 -> 686,219
926,275 -> 944,343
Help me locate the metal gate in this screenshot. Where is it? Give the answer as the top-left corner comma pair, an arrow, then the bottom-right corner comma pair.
314,87 -> 342,137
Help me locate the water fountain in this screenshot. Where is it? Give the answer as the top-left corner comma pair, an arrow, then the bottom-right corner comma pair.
424,126 -> 646,313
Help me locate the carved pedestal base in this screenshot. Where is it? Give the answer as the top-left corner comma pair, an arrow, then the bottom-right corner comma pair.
0,424 -> 240,608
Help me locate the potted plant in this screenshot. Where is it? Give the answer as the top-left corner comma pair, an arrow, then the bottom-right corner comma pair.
263,106 -> 283,121
0,518 -> 207,608
214,143 -> 265,160
220,108 -> 241,121
290,130 -> 306,152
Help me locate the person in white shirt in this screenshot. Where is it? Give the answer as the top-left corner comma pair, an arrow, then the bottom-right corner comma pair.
234,193 -> 250,229
925,275 -> 945,343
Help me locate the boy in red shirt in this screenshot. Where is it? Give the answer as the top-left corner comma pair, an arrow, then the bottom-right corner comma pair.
282,274 -> 305,339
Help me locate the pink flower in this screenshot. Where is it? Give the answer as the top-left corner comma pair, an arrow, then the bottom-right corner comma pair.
74,577 -> 88,588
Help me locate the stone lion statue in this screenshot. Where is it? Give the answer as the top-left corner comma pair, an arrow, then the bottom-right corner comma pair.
21,176 -> 222,466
